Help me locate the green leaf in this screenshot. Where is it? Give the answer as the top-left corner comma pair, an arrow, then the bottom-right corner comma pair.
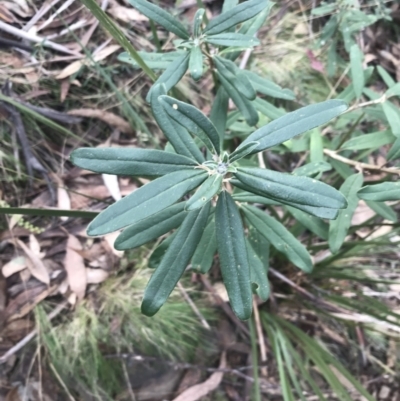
234,167 -> 347,209
142,203 -> 211,316
382,101 -> 400,137
243,205 -> 313,272
128,0 -> 190,39
189,46 -> 203,81
216,192 -> 253,320
230,141 -> 259,163
114,202 -> 186,250
191,216 -> 217,273
329,173 -> 363,253
240,100 -> 348,153
146,52 -> 190,101
150,85 -> 205,163
246,238 -> 270,301
81,0 -> 156,81
70,148 -> 198,176
186,175 -> 223,210
214,57 -> 256,100
232,191 -> 279,205
253,97 -> 285,120
387,137 -> 400,161
210,86 -> 229,146
159,95 -> 221,154
243,70 -> 296,100
118,51 -> 183,69
217,72 -> 259,126
205,33 -> 260,47
365,200 -> 397,223
385,82 -> 400,98
349,44 -> 364,99
357,182 -> 400,202
232,181 -> 339,219
149,232 -> 176,269
87,169 -> 207,236
377,66 -> 396,88
204,0 -> 269,35
222,0 -> 239,13
310,129 -> 324,163
340,130 -> 394,151
286,206 -> 329,240
193,8 -> 205,37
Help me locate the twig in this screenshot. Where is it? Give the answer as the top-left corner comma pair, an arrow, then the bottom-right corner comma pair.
252,299 -> 267,376
122,360 -> 136,401
0,37 -> 33,51
49,363 -> 77,401
23,0 -> 63,32
0,20 -> 81,56
177,281 -> 211,330
323,149 -> 400,176
0,302 -> 68,364
345,95 -> 387,113
37,0 -> 78,32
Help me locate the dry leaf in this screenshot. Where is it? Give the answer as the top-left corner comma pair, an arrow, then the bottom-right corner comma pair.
65,235 -> 87,300
56,60 -> 83,79
86,268 -> 109,284
108,4 -> 147,22
2,256 -> 27,277
57,186 -> 71,221
60,79 -> 71,103
16,239 -> 50,284
93,44 -> 120,62
68,108 -> 133,134
29,234 -> 42,256
104,231 -> 124,258
172,352 -> 226,401
102,173 -> 121,201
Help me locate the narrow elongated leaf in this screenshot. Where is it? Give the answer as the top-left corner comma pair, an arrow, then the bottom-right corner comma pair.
329,173 -> 363,253
293,161 -> 332,177
243,205 -> 313,272
286,206 -> 329,240
387,137 -> 400,161
357,182 -> 400,202
214,57 -> 256,100
217,72 -> 259,126
150,85 -> 205,163
114,202 -> 186,250
234,167 -> 347,209
385,82 -> 400,98
189,46 -> 203,81
141,203 -> 211,316
159,95 -> 221,154
118,51 -> 183,69
191,216 -> 217,273
231,181 -> 339,219
229,141 -> 259,163
128,0 -> 190,39
87,169 -> 207,236
193,8 -> 205,37
243,70 -> 295,100
186,174 -> 222,210
245,239 -> 269,301
210,86 -> 229,146
349,44 -> 364,99
216,192 -> 252,320
365,200 -> 397,222
340,130 -> 394,151
232,191 -> 278,205
240,100 -> 348,152
204,0 -> 269,35
205,33 -> 260,47
253,98 -> 285,120
382,101 -> 400,137
71,148 -> 198,176
149,232 -> 176,269
146,52 -> 189,101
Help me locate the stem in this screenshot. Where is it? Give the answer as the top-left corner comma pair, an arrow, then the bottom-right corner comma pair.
149,19 -> 162,51
249,316 -> 262,401
345,95 -> 387,113
324,149 -> 400,176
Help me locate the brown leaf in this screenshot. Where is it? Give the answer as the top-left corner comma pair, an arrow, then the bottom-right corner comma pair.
57,186 -> 71,221
172,352 -> 226,401
68,108 -> 133,134
108,4 -> 148,22
86,268 -> 109,284
16,239 -> 50,285
65,235 -> 87,300
60,79 -> 71,103
2,256 -> 27,277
